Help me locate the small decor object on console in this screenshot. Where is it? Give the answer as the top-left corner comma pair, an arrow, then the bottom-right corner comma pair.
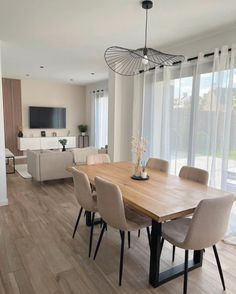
17,126 -> 23,137
41,131 -> 46,137
52,131 -> 57,137
131,136 -> 148,179
59,139 -> 67,152
78,124 -> 88,136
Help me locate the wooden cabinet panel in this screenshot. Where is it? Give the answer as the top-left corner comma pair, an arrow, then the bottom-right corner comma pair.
2,78 -> 22,156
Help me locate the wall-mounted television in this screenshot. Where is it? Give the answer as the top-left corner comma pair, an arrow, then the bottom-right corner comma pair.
29,106 -> 66,129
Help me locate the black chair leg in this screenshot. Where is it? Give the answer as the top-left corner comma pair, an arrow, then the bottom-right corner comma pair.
172,245 -> 176,262
72,207 -> 83,238
128,231 -> 131,249
213,244 -> 226,290
88,212 -> 95,258
93,222 -> 106,260
138,229 -> 141,237
160,237 -> 164,254
119,230 -> 125,286
146,227 -> 151,249
184,250 -> 189,294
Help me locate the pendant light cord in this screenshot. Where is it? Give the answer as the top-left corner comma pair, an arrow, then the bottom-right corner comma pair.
144,8 -> 148,51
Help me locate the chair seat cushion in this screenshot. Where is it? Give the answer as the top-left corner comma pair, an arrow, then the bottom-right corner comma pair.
125,206 -> 151,231
162,218 -> 191,248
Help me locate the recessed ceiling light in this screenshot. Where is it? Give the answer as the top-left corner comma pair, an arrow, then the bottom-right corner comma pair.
26,74 -> 30,77
91,72 -> 95,75
40,65 -> 44,69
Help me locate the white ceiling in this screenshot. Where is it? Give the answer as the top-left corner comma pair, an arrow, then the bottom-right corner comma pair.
0,0 -> 236,85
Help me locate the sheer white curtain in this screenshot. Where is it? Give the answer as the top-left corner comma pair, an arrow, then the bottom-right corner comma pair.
93,90 -> 108,149
134,44 -> 236,243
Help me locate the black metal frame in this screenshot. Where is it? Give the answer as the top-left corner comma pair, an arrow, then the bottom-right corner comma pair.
78,135 -> 89,148
149,220 -> 203,288
6,155 -> 15,174
72,208 -> 96,258
94,224 -> 151,286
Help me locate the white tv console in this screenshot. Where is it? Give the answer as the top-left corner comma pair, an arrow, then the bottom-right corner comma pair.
17,136 -> 76,151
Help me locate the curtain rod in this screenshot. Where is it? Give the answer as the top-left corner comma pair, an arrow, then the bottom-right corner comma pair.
140,47 -> 232,73
92,89 -> 104,93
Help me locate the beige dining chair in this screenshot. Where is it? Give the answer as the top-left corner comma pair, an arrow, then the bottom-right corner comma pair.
72,168 -> 98,258
167,165 -> 209,262
93,176 -> 151,286
179,165 -> 209,185
87,153 -> 111,165
162,195 -> 234,294
146,158 -> 169,173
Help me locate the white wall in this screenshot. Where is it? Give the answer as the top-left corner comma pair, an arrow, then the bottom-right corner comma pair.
0,43 -> 8,206
21,80 -> 86,139
161,25 -> 236,58
108,71 -> 133,162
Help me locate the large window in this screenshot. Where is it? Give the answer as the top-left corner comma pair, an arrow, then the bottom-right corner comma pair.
95,93 -> 108,149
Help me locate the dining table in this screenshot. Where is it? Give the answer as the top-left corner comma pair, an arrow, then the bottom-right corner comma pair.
70,161 -> 230,288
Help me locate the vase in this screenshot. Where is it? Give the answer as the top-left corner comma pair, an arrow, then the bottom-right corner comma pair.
81,132 -> 86,136
18,131 -> 23,137
62,146 -> 66,152
134,158 -> 141,176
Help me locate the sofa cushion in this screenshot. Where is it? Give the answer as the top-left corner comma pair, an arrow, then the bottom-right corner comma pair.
71,147 -> 98,164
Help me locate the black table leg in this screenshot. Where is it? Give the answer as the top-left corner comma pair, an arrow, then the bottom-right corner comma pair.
85,211 -> 102,227
86,211 -> 92,226
149,219 -> 203,288
149,220 -> 162,286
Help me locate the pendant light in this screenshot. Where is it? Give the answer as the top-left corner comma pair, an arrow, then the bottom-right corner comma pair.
104,0 -> 185,76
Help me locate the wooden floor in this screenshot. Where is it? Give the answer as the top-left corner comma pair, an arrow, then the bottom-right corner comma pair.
1,173 -> 236,294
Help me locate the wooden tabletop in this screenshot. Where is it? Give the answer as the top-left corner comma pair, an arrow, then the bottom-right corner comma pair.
70,162 -> 230,222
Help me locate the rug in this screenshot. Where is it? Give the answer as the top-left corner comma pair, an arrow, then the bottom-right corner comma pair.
15,164 -> 32,179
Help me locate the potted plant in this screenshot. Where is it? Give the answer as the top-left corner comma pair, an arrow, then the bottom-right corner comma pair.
78,124 -> 88,136
59,139 -> 68,152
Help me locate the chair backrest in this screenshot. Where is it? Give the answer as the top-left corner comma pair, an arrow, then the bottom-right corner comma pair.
72,168 -> 96,211
179,166 -> 209,185
146,158 -> 169,173
95,176 -> 128,231
87,154 -> 111,165
183,195 -> 235,250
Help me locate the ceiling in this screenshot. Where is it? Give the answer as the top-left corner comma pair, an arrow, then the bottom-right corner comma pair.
0,0 -> 236,85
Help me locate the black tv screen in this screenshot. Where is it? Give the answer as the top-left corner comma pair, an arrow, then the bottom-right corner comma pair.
29,107 -> 66,129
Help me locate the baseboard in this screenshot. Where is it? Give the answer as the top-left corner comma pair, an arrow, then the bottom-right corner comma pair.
0,199 -> 8,206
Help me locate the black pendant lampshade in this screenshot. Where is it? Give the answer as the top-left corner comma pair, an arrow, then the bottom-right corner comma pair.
104,1 -> 185,76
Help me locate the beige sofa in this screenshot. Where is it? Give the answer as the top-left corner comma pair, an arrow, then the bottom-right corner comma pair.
27,147 -> 100,181
27,150 -> 74,181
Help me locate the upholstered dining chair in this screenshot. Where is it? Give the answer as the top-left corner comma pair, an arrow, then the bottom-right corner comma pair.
167,165 -> 209,262
72,168 -> 98,258
93,176 -> 151,286
162,195 -> 235,294
87,153 -> 111,165
179,165 -> 209,185
146,157 -> 169,173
